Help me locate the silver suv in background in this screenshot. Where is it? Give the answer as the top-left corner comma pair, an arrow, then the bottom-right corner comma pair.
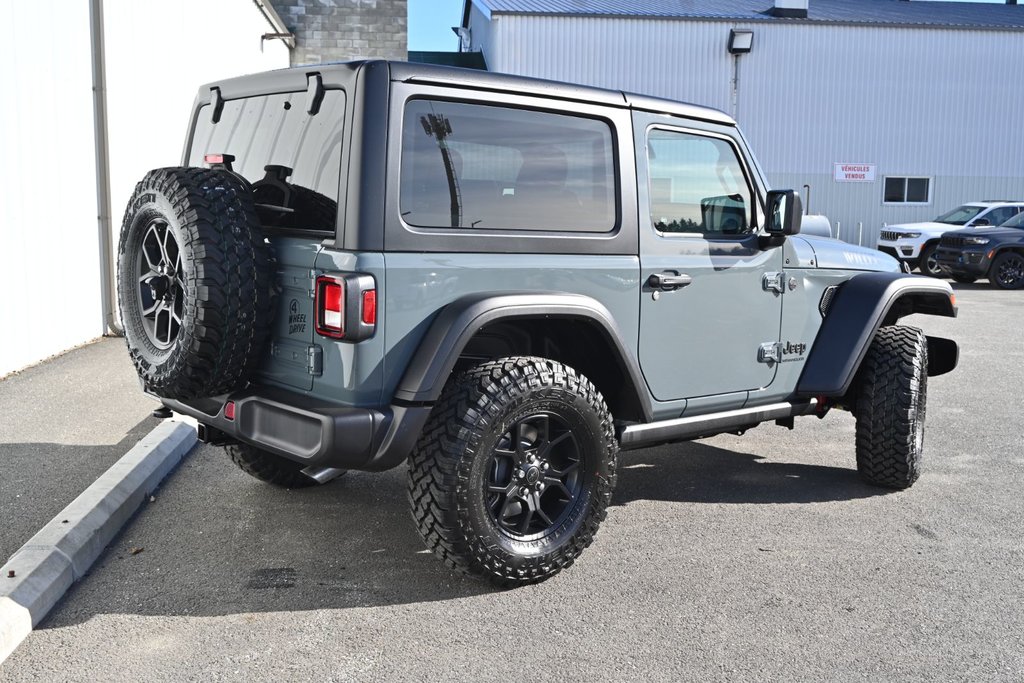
877,201 -> 1024,276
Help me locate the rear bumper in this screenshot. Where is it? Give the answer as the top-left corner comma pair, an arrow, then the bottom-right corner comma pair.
161,386 -> 431,472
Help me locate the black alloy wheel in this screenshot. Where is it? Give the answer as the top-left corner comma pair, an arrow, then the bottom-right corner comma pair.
135,218 -> 185,349
408,357 -> 618,587
991,252 -> 1024,290
486,412 -> 586,540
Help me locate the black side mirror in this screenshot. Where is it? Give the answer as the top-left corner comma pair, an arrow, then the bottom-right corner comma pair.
972,218 -> 990,227
765,190 -> 803,238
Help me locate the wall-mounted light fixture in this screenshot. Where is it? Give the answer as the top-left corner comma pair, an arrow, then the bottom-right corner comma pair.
451,26 -> 472,52
728,29 -> 754,54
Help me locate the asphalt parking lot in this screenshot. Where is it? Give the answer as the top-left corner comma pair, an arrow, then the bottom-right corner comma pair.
2,284 -> 1022,682
0,339 -> 157,560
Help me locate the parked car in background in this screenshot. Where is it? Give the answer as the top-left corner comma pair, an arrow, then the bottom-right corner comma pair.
935,211 -> 1024,289
877,201 -> 1024,277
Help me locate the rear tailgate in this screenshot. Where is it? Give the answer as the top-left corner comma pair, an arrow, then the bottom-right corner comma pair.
186,86 -> 349,393
261,239 -> 320,391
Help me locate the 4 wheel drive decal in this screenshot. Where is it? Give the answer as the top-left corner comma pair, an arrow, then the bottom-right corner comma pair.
287,298 -> 307,335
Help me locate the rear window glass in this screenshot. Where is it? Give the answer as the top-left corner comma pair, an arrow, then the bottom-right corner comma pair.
400,99 -> 617,233
189,90 -> 346,234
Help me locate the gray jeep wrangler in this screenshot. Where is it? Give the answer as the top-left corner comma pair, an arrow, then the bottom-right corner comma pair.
117,61 -> 959,587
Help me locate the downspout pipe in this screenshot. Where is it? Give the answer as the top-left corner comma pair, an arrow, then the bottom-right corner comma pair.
89,0 -> 121,336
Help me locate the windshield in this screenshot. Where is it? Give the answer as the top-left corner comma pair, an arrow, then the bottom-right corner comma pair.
934,205 -> 984,225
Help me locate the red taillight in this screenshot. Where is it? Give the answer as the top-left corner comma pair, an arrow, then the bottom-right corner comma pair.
223,401 -> 235,421
316,276 -> 345,338
315,273 -> 376,340
361,290 -> 376,325
204,153 -> 224,165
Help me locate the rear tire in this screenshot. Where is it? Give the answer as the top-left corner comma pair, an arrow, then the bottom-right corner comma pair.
853,326 -> 928,489
226,443 -> 339,489
407,357 -> 617,587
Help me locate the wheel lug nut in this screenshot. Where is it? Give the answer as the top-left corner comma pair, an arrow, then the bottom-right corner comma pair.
539,483 -> 545,491
516,471 -> 523,479
542,463 -> 549,470
520,487 -> 529,497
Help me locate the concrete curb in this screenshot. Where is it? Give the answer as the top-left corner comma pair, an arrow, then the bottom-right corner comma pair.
0,420 -> 197,664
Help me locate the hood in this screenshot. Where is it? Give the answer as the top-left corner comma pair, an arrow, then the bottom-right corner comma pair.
944,227 -> 1024,240
796,235 -> 901,272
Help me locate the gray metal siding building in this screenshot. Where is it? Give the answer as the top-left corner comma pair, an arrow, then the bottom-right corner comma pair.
460,0 -> 1024,246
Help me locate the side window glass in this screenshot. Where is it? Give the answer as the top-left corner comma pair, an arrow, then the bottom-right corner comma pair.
647,129 -> 753,236
400,99 -> 617,233
986,207 -> 1013,226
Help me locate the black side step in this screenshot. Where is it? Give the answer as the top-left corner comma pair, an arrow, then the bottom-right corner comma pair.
618,400 -> 818,451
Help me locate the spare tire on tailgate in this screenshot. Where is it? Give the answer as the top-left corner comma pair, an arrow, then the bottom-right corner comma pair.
116,167 -> 274,400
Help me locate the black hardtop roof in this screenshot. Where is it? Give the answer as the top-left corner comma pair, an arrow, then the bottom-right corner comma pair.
200,60 -> 735,126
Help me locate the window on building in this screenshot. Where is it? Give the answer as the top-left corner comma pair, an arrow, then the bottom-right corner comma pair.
400,99 -> 617,232
647,129 -> 753,235
883,176 -> 931,204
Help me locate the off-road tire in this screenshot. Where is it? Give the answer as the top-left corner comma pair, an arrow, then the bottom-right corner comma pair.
407,357 -> 618,588
853,325 -> 928,489
226,442 -> 337,489
117,167 -> 274,399
989,251 -> 1024,290
918,243 -> 942,277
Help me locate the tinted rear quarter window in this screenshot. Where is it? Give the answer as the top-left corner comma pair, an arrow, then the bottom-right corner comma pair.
189,90 -> 346,234
399,99 -> 617,233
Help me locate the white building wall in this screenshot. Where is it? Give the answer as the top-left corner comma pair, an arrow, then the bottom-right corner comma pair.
0,0 -> 288,377
104,0 -> 289,255
0,1 -> 100,377
473,12 -> 1024,247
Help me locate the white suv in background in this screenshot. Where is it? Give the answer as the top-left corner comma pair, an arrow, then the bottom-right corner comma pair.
877,201 -> 1024,277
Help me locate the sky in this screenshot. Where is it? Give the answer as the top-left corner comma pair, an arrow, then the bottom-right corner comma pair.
407,0 -> 1011,51
408,0 -> 465,52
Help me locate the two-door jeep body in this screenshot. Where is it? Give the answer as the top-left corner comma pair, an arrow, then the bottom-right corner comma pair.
117,61 -> 958,586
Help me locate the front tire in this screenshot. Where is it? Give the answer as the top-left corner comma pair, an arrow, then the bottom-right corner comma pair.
990,251 -> 1024,290
853,326 -> 928,489
407,357 -> 618,587
918,243 -> 942,277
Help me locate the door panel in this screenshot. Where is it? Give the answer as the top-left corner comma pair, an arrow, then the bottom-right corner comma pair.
635,116 -> 784,403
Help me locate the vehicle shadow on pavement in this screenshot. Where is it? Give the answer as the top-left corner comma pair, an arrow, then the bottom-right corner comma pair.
949,281 -> 990,291
613,441 -> 888,506
40,438 -> 887,627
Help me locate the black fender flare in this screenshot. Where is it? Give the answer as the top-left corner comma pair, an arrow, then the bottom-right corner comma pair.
797,272 -> 958,397
393,292 -> 653,422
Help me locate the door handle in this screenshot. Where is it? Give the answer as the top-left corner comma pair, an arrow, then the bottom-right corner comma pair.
647,272 -> 693,291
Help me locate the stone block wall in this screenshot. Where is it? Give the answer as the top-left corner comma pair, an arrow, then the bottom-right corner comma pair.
270,0 -> 407,65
